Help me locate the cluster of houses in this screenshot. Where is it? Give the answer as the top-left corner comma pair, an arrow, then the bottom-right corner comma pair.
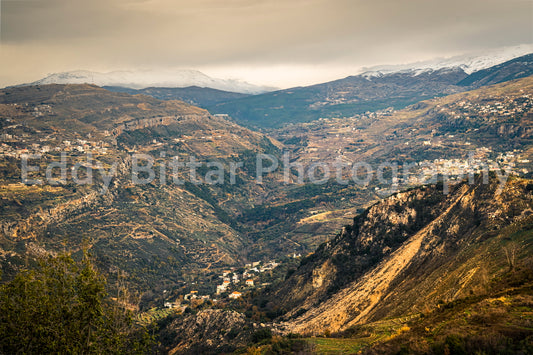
0,136 -> 111,158
372,148 -> 526,195
30,104 -> 53,117
163,290 -> 213,309
215,260 -> 279,298
448,94 -> 532,120
163,260 -> 281,308
405,148 -> 523,184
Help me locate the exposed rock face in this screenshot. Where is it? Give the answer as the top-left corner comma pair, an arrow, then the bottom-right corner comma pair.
273,176 -> 533,335
110,114 -> 210,136
272,184 -> 450,313
161,309 -> 250,355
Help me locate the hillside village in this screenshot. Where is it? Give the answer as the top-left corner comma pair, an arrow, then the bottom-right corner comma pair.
2,88 -> 531,185
161,259 -> 287,309
0,48 -> 532,353
273,91 -> 532,190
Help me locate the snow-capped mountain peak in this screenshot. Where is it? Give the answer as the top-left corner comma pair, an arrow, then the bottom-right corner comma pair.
360,44 -> 533,78
25,69 -> 276,94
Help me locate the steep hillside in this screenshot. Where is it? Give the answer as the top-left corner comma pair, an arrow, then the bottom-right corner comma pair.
0,84 -> 280,291
151,176 -> 533,354
271,175 -> 533,335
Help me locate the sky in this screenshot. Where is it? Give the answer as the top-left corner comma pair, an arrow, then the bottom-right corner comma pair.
0,0 -> 532,88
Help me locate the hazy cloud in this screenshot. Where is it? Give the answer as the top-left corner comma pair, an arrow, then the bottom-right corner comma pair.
0,0 -> 531,87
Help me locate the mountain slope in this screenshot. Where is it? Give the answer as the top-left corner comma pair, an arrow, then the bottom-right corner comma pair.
210,54 -> 533,128
274,75 -> 533,168
457,53 -> 533,87
0,84 -> 207,133
361,44 -> 533,76
270,175 -> 533,335
103,85 -> 249,108
210,68 -> 468,128
0,84 -> 280,291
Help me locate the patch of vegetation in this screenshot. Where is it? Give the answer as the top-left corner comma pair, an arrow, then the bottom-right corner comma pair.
0,252 -> 154,354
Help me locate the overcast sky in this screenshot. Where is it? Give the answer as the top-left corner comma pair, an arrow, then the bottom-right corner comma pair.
0,0 -> 532,88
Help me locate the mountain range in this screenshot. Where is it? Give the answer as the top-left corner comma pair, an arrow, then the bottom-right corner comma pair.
16,46 -> 533,130
360,44 -> 533,76
0,47 -> 532,354
22,69 -> 275,94
209,53 -> 533,128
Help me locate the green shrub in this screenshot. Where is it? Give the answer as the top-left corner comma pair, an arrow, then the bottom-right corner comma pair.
251,328 -> 273,343
0,252 -> 152,354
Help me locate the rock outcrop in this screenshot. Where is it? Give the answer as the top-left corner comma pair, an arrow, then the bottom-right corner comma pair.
272,175 -> 533,335
161,309 -> 250,355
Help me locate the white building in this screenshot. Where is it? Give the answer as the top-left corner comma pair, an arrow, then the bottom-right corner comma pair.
216,280 -> 231,294
229,291 -> 242,299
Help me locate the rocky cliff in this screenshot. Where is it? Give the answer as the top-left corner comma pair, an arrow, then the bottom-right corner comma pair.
271,175 -> 533,335
158,309 -> 250,355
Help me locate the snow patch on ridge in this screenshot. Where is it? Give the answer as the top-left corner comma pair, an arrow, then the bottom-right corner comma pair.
360,44 -> 533,79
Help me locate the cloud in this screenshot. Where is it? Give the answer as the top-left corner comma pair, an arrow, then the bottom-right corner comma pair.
0,0 -> 531,87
